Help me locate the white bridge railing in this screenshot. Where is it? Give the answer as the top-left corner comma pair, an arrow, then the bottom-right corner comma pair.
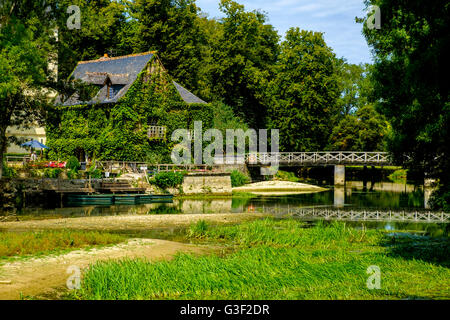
246,152 -> 392,166
249,206 -> 449,223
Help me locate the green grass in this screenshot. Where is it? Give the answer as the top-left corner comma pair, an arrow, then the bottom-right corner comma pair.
0,230 -> 126,259
73,219 -> 449,300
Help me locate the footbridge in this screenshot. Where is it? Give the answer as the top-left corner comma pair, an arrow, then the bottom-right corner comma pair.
245,152 -> 393,185
245,152 -> 392,166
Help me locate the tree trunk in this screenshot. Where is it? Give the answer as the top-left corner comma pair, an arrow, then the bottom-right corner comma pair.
0,125 -> 7,180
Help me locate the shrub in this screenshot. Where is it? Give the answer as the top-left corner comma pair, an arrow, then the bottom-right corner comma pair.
230,170 -> 250,187
86,162 -> 102,179
2,160 -> 17,178
43,168 -> 62,179
67,156 -> 81,171
67,168 -> 80,179
275,170 -> 300,182
150,171 -> 185,190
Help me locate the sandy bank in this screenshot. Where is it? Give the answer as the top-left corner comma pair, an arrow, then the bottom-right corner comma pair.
0,213 -> 266,233
233,180 -> 327,196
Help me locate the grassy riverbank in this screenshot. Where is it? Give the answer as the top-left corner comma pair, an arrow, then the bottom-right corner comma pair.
73,219 -> 449,300
0,230 -> 126,260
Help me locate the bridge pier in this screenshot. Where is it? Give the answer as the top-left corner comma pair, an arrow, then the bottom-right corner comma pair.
334,186 -> 345,207
334,165 -> 345,186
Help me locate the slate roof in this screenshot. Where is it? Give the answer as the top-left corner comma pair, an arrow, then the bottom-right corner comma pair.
172,81 -> 207,104
58,52 -> 206,106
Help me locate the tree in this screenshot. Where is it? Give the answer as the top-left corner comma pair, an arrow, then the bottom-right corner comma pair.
329,105 -> 389,151
268,28 -> 339,151
208,0 -> 280,127
0,1 -> 54,179
361,0 -> 450,209
132,0 -> 206,94
334,60 -> 373,118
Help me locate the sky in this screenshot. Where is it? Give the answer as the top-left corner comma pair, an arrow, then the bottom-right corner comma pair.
196,0 -> 373,65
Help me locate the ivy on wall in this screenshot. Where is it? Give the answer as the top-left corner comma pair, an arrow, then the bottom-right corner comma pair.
46,57 -> 214,162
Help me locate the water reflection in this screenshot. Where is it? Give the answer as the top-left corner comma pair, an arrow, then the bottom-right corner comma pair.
11,180 -> 436,221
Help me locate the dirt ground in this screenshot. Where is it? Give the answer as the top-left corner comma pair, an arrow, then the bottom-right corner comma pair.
0,212 -> 264,299
0,212 -> 265,233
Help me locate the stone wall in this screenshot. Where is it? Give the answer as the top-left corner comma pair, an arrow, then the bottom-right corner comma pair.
181,173 -> 232,195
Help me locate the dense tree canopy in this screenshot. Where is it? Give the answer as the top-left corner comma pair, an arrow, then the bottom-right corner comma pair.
268,29 -> 339,151
1,0 -> 393,175
361,0 -> 450,209
0,0 -> 55,178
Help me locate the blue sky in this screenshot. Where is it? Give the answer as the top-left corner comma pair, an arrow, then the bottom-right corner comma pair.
196,0 -> 372,65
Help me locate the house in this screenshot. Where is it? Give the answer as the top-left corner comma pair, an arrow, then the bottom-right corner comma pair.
48,51 -> 212,161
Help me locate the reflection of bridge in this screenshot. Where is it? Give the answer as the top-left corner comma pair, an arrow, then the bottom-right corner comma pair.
246,152 -> 392,166
252,206 -> 449,223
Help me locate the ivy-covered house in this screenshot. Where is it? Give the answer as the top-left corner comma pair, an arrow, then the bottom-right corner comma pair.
47,52 -> 213,162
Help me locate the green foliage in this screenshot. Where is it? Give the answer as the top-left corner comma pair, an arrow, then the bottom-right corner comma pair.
207,0 -> 280,127
86,164 -> 102,179
66,156 -> 80,171
275,170 -> 300,182
361,0 -> 450,209
230,170 -> 250,187
0,230 -> 125,259
47,60 -> 214,161
75,219 -> 450,300
67,168 -> 80,180
0,6 -> 52,178
388,169 -> 408,183
329,105 -> 389,151
43,168 -> 62,179
268,28 -> 339,151
188,220 -> 208,239
1,160 -> 17,178
150,171 -> 185,190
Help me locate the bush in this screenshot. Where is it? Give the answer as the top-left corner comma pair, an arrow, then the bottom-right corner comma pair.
150,171 -> 185,190
67,168 -> 80,179
67,156 -> 81,171
2,160 -> 17,178
43,168 -> 62,179
275,170 -> 300,182
230,170 -> 250,187
86,162 -> 102,179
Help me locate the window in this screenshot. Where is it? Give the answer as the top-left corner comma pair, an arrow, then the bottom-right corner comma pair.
107,84 -> 124,99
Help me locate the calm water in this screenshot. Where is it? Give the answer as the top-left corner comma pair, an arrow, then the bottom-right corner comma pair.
8,180 -> 448,236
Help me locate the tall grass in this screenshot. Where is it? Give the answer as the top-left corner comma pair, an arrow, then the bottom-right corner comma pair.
75,219 -> 450,300
0,230 -> 125,258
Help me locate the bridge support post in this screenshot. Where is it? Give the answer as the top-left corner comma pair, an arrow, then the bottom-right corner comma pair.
334,186 -> 345,207
334,165 -> 345,186
424,177 -> 436,209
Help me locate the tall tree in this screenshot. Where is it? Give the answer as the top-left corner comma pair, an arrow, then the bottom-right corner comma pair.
361,0 -> 450,209
209,0 -> 280,128
268,28 -> 339,151
132,0 -> 206,94
329,105 -> 389,151
0,0 -> 55,178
